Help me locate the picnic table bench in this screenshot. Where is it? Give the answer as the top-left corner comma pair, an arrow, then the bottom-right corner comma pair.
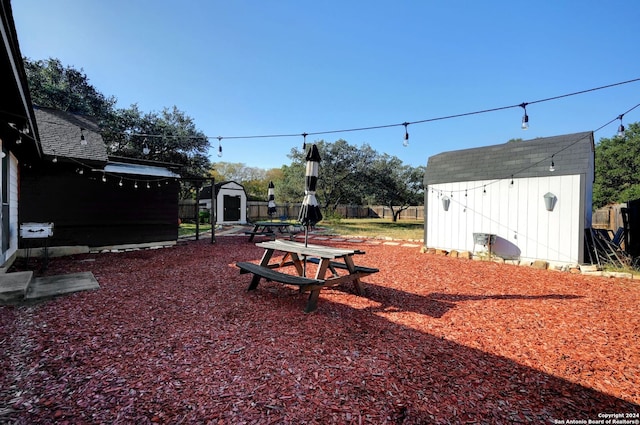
236,239 -> 379,312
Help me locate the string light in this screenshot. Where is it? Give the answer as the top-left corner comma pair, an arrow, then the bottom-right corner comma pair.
146,182 -> 150,189
402,122 -> 409,147
52,149 -> 57,163
217,136 -> 223,158
109,78 -> 639,148
617,114 -> 625,137
520,103 -> 529,130
80,128 -> 87,146
510,175 -> 514,187
302,133 -> 308,150
142,138 -> 150,155
119,177 -> 123,187
427,104 -> 640,205
134,181 -> 138,189
102,172 -> 107,182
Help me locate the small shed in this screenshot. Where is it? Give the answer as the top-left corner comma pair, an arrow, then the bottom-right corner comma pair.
200,181 -> 247,225
424,131 -> 595,266
20,106 -> 181,251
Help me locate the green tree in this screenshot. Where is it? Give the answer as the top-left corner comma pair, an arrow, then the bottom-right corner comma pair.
24,57 -> 116,117
366,155 -> 424,221
103,105 -> 210,178
208,162 -> 276,200
24,57 -> 211,178
287,140 -> 378,212
284,139 -> 424,220
593,122 -> 640,208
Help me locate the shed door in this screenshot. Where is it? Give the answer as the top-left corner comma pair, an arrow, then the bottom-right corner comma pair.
223,195 -> 241,221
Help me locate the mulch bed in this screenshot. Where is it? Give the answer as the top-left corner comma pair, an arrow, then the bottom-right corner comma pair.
1,236 -> 638,424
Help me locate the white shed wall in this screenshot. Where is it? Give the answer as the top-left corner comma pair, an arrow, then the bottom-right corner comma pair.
425,174 -> 586,264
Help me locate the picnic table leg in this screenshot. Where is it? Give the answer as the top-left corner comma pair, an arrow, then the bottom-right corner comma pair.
343,255 -> 365,295
248,249 -> 275,291
304,289 -> 321,313
314,259 -> 330,280
248,224 -> 260,242
289,253 -> 305,276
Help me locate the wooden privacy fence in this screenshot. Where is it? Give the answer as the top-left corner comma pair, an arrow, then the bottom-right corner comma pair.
179,200 -> 197,222
246,202 -> 424,221
179,200 -> 424,222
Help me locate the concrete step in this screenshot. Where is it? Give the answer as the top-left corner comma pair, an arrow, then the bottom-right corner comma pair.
26,272 -> 99,300
0,271 -> 34,303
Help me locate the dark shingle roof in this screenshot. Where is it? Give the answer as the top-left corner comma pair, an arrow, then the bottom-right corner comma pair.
34,106 -> 108,163
424,131 -> 594,185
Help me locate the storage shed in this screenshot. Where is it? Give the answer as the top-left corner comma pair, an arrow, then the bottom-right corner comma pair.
200,181 -> 247,225
424,131 -> 595,266
20,106 -> 181,251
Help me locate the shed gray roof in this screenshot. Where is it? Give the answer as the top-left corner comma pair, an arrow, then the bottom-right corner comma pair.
200,181 -> 245,198
424,131 -> 594,185
34,106 -> 108,163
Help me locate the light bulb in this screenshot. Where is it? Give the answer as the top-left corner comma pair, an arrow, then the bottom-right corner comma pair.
143,144 -> 150,155
520,103 -> 529,130
80,129 -> 87,146
119,178 -> 123,187
616,114 -> 625,137
549,159 -> 555,172
134,181 -> 138,189
402,123 -> 409,147
102,173 -> 107,183
217,145 -> 223,157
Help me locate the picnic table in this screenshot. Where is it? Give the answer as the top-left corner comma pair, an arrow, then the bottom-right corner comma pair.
236,239 -> 379,313
245,221 -> 303,242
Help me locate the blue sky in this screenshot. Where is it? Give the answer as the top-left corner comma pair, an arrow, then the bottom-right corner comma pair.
12,1 -> 640,170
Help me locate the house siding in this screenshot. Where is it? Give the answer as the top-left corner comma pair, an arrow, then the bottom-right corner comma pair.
426,174 -> 584,264
8,152 -> 18,259
20,163 -> 179,248
424,132 -> 594,265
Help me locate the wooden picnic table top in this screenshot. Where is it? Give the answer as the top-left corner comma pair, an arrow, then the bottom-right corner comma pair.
252,221 -> 295,227
242,239 -> 377,312
256,239 -> 362,259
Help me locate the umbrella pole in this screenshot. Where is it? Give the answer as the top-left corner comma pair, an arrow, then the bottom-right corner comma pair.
303,225 -> 310,276
304,224 -> 309,247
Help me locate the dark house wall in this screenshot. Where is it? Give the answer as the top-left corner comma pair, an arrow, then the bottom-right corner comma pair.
20,162 -> 179,248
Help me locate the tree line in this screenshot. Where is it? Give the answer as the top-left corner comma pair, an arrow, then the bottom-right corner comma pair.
23,58 -> 639,215
23,57 -> 425,221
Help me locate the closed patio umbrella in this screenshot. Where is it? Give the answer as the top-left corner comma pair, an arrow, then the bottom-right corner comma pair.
267,181 -> 277,219
298,144 -> 322,247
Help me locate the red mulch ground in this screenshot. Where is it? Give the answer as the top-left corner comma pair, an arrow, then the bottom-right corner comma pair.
1,235 -> 639,424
